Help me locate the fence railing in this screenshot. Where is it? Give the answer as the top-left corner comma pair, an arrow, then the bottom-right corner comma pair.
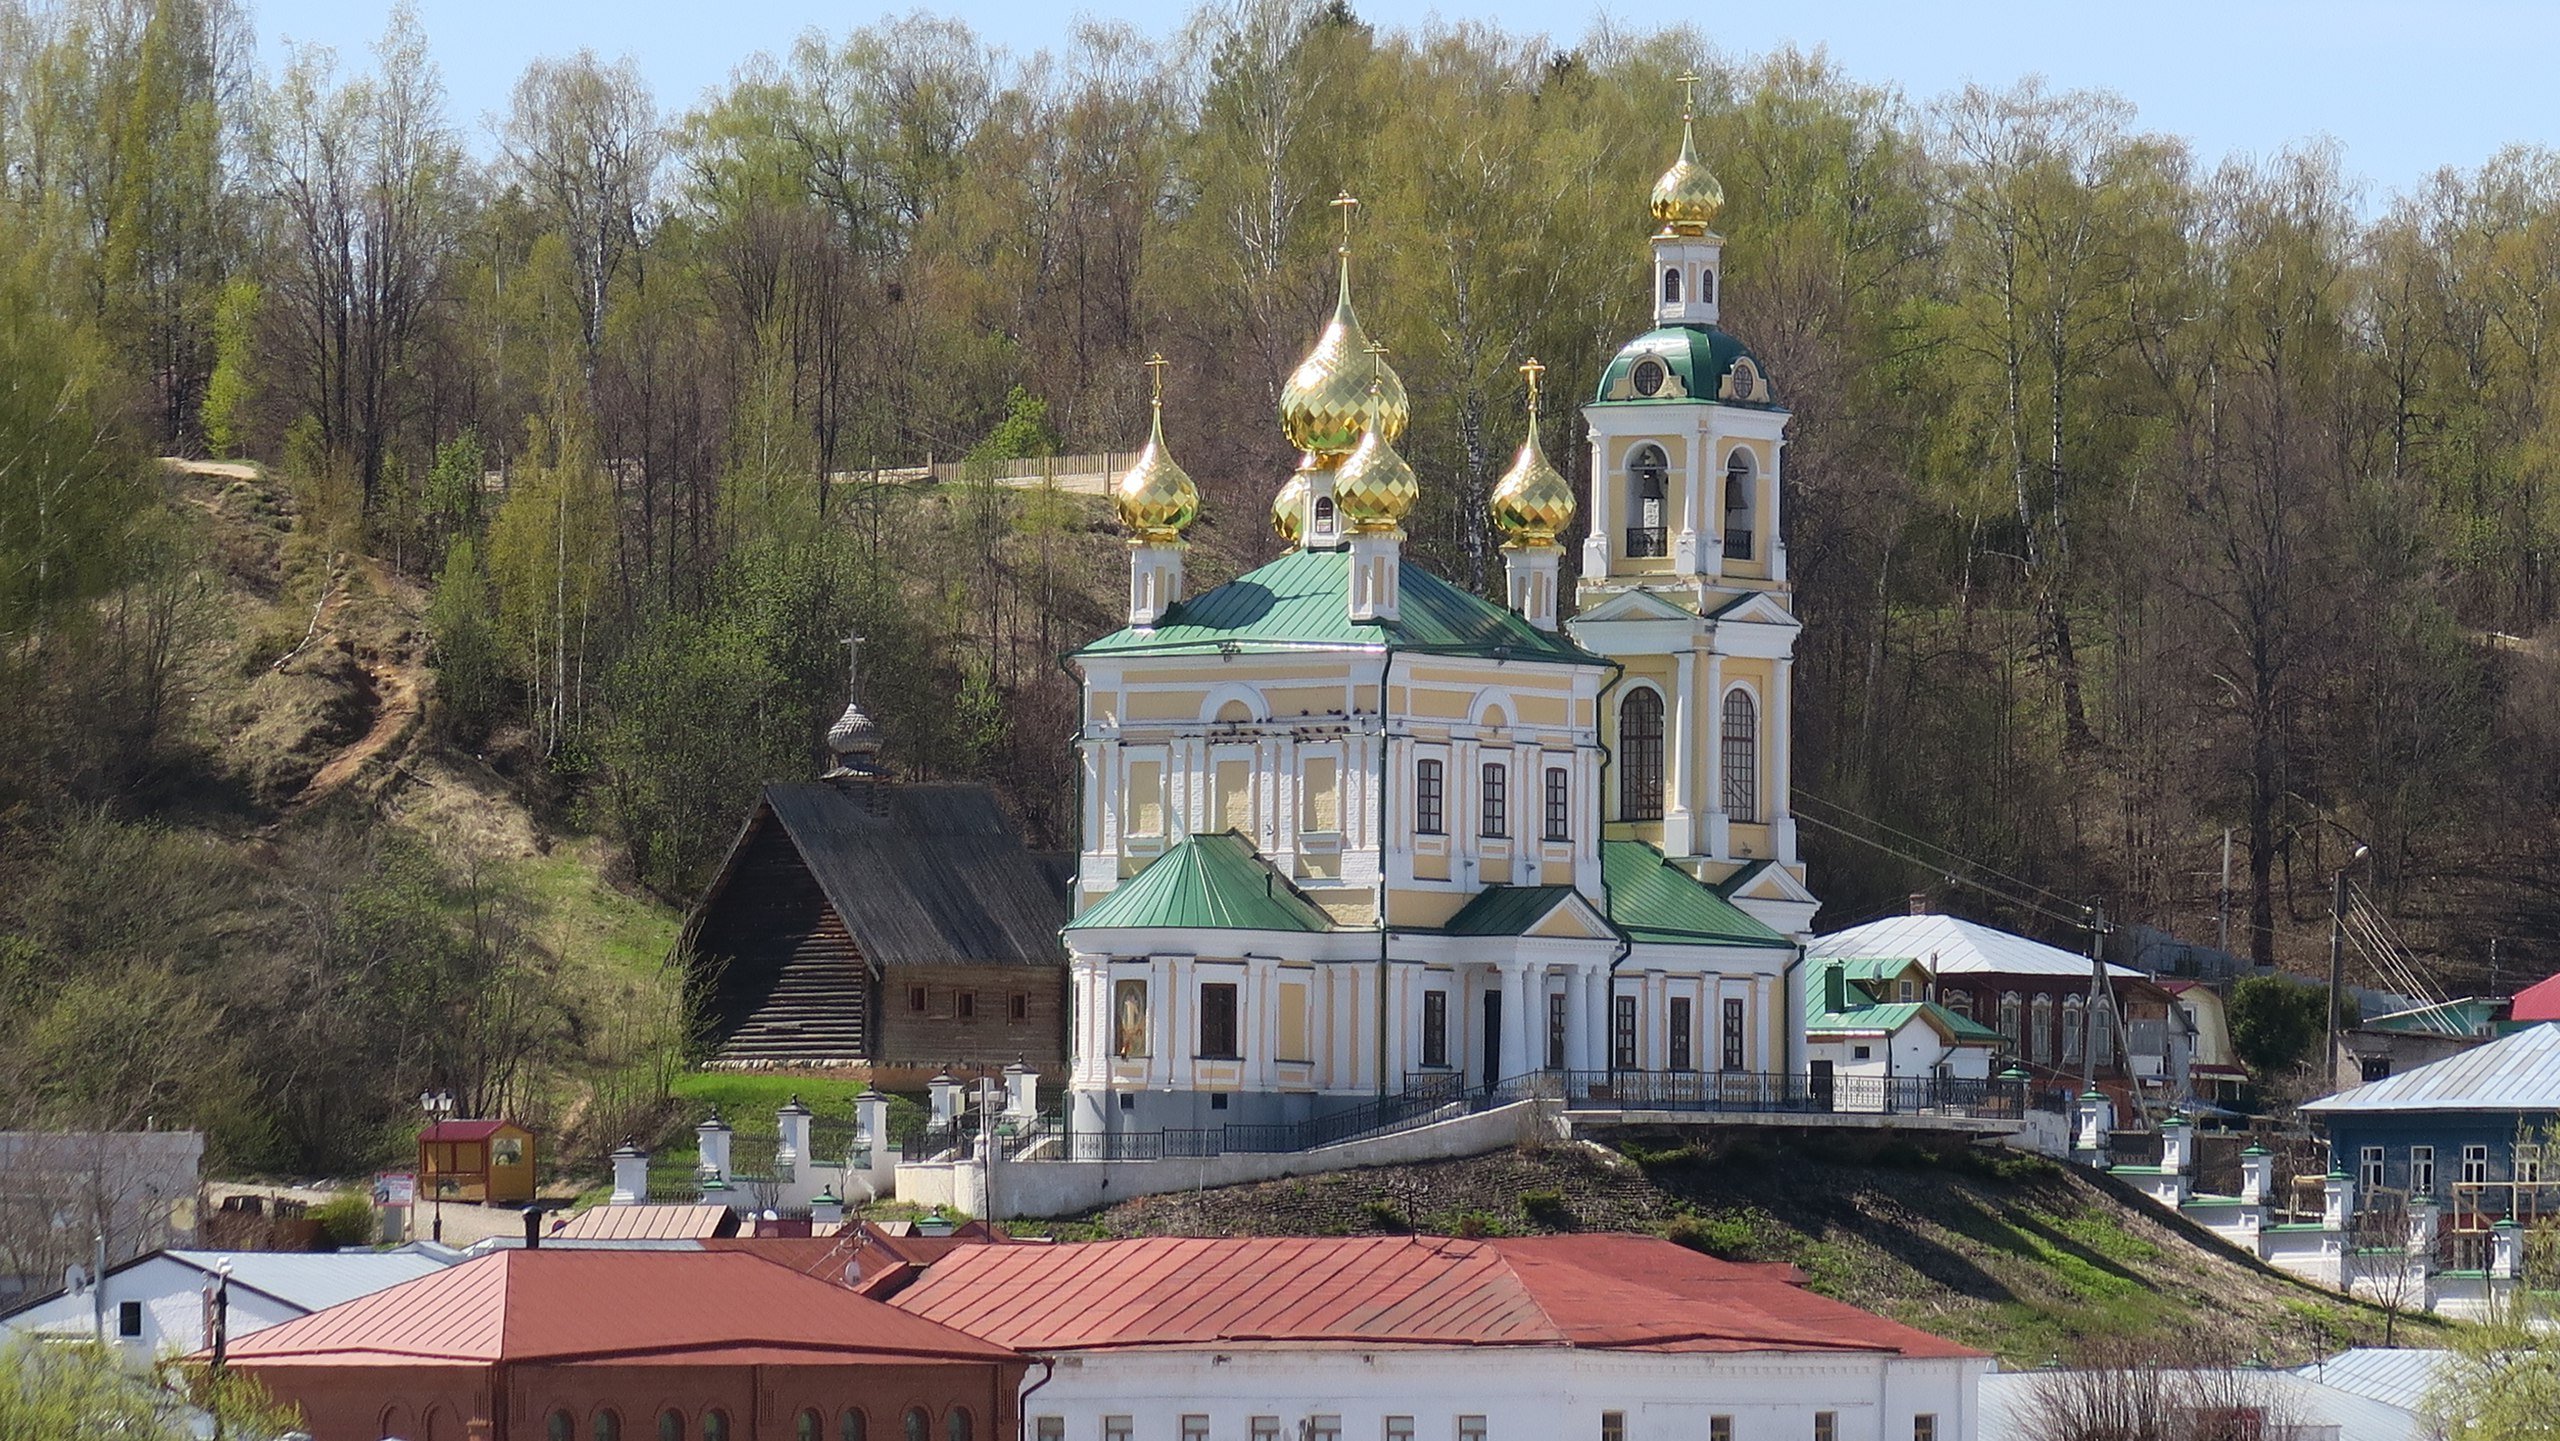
1511,1068 -> 2027,1121
899,1072 -> 1476,1165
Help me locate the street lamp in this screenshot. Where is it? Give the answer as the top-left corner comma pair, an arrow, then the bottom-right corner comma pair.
2327,844 -> 2373,1085
419,1090 -> 456,1243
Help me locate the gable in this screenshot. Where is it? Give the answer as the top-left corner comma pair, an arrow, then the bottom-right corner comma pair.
1571,587 -> 1693,625
1704,591 -> 1801,629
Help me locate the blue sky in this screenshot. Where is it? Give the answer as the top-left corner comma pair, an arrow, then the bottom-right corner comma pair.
256,0 -> 2555,204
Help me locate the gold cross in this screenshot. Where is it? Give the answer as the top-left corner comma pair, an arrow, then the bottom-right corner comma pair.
1331,190 -> 1361,251
1365,340 -> 1389,394
1674,71 -> 1700,118
1144,352 -> 1168,407
1520,357 -> 1545,419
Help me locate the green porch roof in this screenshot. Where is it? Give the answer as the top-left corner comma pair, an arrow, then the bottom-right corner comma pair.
1804,962 -> 2003,1043
1065,832 -> 1335,934
1438,885 -> 1621,939
1600,842 -> 1791,949
1073,547 -> 1601,666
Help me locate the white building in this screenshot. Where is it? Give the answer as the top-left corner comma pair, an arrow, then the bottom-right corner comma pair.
1063,91 -> 1817,1139
0,1246 -> 454,1361
890,1233 -> 1988,1441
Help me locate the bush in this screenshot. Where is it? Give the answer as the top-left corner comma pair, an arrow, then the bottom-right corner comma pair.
1519,1189 -> 1573,1227
313,1189 -> 377,1248
1665,1212 -> 1761,1259
1447,1210 -> 1504,1239
1358,1199 -> 1407,1232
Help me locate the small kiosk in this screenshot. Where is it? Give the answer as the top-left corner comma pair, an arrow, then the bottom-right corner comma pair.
418,1119 -> 537,1204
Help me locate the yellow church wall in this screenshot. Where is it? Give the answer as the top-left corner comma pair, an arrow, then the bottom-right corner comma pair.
1123,689 -> 1210,722
1517,695 -> 1570,727
1386,886 -> 1469,929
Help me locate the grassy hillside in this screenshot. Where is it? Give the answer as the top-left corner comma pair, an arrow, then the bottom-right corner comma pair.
1036,1133 -> 2448,1366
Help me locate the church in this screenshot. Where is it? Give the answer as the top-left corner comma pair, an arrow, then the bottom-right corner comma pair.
1059,95 -> 1820,1137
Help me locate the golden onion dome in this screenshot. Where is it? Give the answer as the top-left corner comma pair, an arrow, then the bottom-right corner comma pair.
1280,202 -> 1409,459
1334,417 -> 1419,533
1650,109 -> 1724,235
1113,356 -> 1199,542
1490,358 -> 1576,547
1270,470 -> 1308,545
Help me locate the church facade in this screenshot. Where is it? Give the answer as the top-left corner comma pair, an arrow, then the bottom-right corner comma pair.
1062,100 -> 1819,1135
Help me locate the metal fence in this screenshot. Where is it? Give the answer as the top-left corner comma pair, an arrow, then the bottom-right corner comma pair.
898,1072 -> 1476,1165
1514,1068 -> 2028,1120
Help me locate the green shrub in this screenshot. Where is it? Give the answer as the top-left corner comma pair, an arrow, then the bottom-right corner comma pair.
313,1189 -> 377,1248
1358,1199 -> 1407,1232
1519,1189 -> 1573,1227
1448,1210 -> 1504,1239
1664,1212 -> 1760,1259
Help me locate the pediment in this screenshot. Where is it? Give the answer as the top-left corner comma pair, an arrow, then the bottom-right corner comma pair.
1572,588 -> 1694,625
1704,592 -> 1800,629
1724,860 -> 1819,906
1526,893 -> 1619,940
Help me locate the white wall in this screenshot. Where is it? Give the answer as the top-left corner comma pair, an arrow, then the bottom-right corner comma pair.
3,1256 -> 301,1362
1020,1341 -> 1984,1441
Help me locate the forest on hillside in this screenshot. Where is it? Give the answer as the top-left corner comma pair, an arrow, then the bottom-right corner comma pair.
8,0 -> 2560,1168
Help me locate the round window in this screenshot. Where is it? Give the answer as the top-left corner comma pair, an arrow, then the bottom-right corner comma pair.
1631,358 -> 1667,397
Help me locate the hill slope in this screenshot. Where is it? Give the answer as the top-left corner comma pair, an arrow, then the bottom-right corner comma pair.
1040,1134 -> 2445,1366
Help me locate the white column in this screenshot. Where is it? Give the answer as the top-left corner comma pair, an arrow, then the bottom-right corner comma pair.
1703,652 -> 1728,859
1768,659 -> 1797,862
1586,969 -> 1610,1074
1666,648 -> 1697,857
1702,421 -> 1726,582
1562,967 -> 1588,1073
1582,430 -> 1612,576
1512,962 -> 1541,1080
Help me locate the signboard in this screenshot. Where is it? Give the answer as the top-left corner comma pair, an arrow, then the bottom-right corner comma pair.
373,1172 -> 416,1207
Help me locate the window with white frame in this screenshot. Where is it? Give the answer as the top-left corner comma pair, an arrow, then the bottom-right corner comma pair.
2464,1145 -> 2490,1186
1998,993 -> 2022,1051
1422,989 -> 1450,1069
1720,689 -> 1759,822
1416,759 -> 1446,835
2030,994 -> 2054,1064
1544,766 -> 1571,841
1600,1415 -> 1626,1441
2360,1146 -> 2386,1193
1614,995 -> 1639,1069
2062,996 -> 2085,1064
2411,1145 -> 2436,1198
1386,1420 -> 1415,1441
1711,1420 -> 1734,1441
1815,1413 -> 1839,1441
1722,997 -> 1746,1072
1033,1424 -> 1060,1441
1619,687 -> 1665,822
2519,1143 -> 2544,1185
1458,1420 -> 1487,1441
1103,1422 -> 1132,1441
2091,1000 -> 2115,1068
1253,1423 -> 1280,1441
1309,1420 -> 1341,1441
1182,1419 -> 1208,1441
1669,996 -> 1694,1072
1914,1417 -> 1937,1441
1481,761 -> 1508,837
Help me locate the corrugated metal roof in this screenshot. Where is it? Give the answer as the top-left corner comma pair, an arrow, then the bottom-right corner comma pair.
2301,1021 -> 2560,1115
2295,1349 -> 2452,1413
1602,843 -> 1791,949
1981,1369 -> 2428,1441
1074,548 -> 1599,666
550,1204 -> 736,1241
889,1235 -> 1979,1358
1802,966 -> 2002,1044
1809,914 -> 2142,979
417,1120 -> 515,1142
219,1250 -> 1018,1366
162,1250 -> 455,1314
1066,833 -> 1334,933
722,782 -> 1067,968
2514,973 -> 2560,1023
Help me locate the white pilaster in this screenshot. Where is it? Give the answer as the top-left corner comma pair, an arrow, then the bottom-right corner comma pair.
1581,430 -> 1611,576
1665,648 -> 1697,857
1702,651 -> 1728,859
1127,540 -> 1185,627
1769,659 -> 1797,862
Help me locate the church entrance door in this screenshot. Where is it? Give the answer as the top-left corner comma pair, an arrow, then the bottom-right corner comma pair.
1482,991 -> 1503,1089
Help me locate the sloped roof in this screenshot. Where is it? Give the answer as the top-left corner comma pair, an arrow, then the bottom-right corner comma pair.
550,1204 -> 737,1242
2294,1348 -> 2452,1413
1439,885 -> 1619,939
1601,842 -> 1791,949
1066,833 -> 1334,933
216,1250 -> 1019,1367
1073,547 -> 1600,666
2302,1021 -> 2560,1116
1809,914 -> 2141,979
418,1119 -> 516,1142
1803,965 -> 2003,1045
888,1235 -> 1979,1358
2,1249 -> 456,1326
2363,996 -> 2502,1037
703,782 -> 1069,969
2514,972 -> 2560,1023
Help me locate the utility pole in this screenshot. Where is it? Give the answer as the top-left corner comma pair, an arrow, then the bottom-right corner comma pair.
2217,829 -> 2232,958
2327,846 -> 2370,1086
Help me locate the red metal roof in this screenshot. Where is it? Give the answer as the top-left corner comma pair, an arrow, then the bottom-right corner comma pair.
887,1234 -> 1981,1359
217,1249 -> 1020,1367
418,1120 -> 516,1142
2514,973 -> 2560,1023
551,1204 -> 736,1241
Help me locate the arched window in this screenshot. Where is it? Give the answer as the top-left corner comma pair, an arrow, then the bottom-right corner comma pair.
2092,1000 -> 2116,1067
1702,269 -> 1716,304
1998,992 -> 2023,1052
550,1413 -> 576,1441
1627,445 -> 1669,557
2029,995 -> 2054,1064
1719,689 -> 1759,822
1947,990 -> 1974,1020
1618,688 -> 1665,822
703,1413 -> 729,1441
799,1414 -> 824,1441
947,1411 -> 974,1441
841,1413 -> 868,1441
381,1405 -> 414,1440
1663,268 -> 1682,304
904,1410 -> 931,1441
1722,448 -> 1756,561
2062,997 -> 2085,1064
595,1413 -> 622,1441
1313,494 -> 1336,537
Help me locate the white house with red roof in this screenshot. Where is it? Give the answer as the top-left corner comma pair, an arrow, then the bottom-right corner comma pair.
889,1233 -> 1988,1441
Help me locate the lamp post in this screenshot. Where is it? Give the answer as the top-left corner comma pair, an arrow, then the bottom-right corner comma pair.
419,1089 -> 456,1242
2327,844 -> 2372,1087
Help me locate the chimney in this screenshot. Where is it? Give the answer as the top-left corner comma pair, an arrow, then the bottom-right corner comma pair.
1908,892 -> 1930,916
521,1207 -> 541,1250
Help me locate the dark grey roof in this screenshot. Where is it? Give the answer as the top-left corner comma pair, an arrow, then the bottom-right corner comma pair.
714,782 -> 1068,970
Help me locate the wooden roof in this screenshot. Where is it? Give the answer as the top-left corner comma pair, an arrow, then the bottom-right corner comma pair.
697,782 -> 1070,971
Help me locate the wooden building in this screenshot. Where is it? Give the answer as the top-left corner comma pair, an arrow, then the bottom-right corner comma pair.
418,1119 -> 536,1204
688,780 -> 1071,1077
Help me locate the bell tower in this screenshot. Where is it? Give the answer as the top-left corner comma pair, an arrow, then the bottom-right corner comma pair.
1564,76 -> 1815,937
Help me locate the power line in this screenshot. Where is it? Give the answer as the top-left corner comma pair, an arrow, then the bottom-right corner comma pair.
1793,788 -> 2092,918
1791,809 -> 2098,935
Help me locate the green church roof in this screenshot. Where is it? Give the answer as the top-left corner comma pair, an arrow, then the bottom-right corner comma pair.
1073,547 -> 1601,666
1600,841 -> 1791,949
1592,325 -> 1782,411
1803,962 -> 2004,1043
1438,885 -> 1619,939
1064,831 -> 1335,934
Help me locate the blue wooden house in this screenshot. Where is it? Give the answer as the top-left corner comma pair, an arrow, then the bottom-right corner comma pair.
2300,1020 -> 2560,1227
